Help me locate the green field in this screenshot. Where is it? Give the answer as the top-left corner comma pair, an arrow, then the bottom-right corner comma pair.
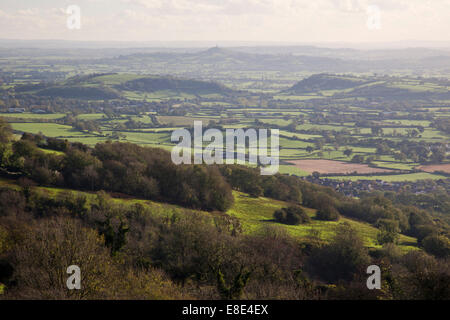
278,164 -> 310,176
228,192 -> 417,250
11,123 -> 89,137
0,112 -> 66,120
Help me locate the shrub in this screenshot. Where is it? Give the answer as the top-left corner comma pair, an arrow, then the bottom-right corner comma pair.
306,223 -> 370,283
422,235 -> 450,258
316,205 -> 340,221
376,219 -> 400,245
351,155 -> 364,163
377,229 -> 399,245
274,206 -> 310,225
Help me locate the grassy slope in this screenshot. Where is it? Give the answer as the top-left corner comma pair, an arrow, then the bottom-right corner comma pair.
0,178 -> 418,251
228,191 -> 418,251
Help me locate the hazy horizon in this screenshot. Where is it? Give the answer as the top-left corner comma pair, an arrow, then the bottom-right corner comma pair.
1,39 -> 450,51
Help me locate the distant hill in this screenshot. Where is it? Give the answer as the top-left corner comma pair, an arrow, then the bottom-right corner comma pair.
118,47 -> 346,72
118,76 -> 233,95
108,47 -> 450,74
285,74 -> 450,100
286,74 -> 368,93
15,73 -> 235,100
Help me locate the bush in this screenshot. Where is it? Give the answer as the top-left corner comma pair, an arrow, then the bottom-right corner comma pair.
274,206 -> 310,225
377,229 -> 399,245
376,219 -> 400,245
376,219 -> 399,233
351,155 -> 364,163
412,224 -> 438,245
422,235 -> 450,258
306,223 -> 370,283
316,205 -> 340,221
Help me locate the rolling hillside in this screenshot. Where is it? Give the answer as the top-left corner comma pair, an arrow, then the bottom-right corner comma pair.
118,75 -> 232,95
286,74 -> 368,93
0,177 -> 418,251
285,73 -> 450,100
14,73 -> 235,100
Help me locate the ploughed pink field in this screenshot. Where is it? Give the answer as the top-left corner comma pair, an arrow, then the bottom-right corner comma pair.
286,159 -> 394,175
417,164 -> 450,174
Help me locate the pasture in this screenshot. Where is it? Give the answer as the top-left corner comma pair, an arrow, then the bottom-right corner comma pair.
417,164 -> 450,174
228,192 -> 417,250
286,159 -> 395,175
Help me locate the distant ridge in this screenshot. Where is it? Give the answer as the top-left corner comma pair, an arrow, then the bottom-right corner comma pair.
13,73 -> 235,100
284,73 -> 450,101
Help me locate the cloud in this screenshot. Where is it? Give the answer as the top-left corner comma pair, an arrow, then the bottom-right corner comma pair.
0,7 -> 67,39
0,0 -> 449,42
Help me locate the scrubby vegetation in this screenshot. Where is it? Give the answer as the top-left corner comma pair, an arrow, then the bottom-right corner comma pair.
1,122 -> 233,212
274,206 -> 310,225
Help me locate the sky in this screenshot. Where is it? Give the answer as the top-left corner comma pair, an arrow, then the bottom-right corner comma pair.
0,0 -> 449,44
